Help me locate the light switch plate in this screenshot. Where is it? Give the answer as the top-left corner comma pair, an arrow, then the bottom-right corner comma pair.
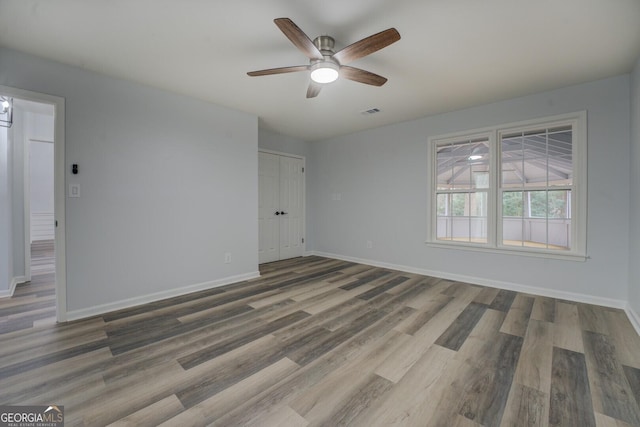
69,184 -> 80,198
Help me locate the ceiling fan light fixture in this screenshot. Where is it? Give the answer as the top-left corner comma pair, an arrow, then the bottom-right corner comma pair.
310,61 -> 339,84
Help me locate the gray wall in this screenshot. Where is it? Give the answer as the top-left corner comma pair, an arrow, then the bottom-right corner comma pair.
258,128 -> 311,159
309,75 -> 631,302
630,58 -> 640,315
0,47 -> 259,314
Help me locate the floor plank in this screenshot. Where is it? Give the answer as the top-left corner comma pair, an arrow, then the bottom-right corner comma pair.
531,296 -> 556,323
456,332 -> 524,426
500,383 -> 549,427
434,302 -> 487,351
583,331 -> 640,426
554,301 -> 584,353
500,294 -> 535,337
514,319 -> 554,393
549,347 -> 596,427
489,289 -> 518,312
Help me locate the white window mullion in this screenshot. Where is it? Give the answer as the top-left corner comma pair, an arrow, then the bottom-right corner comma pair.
489,130 -> 499,248
545,128 -> 550,249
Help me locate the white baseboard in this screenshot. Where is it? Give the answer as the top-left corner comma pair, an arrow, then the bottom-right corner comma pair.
0,276 -> 28,299
308,251 -> 627,310
626,305 -> 640,336
65,271 -> 260,321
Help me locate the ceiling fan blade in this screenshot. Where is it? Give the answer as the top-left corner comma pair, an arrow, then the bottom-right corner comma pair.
274,18 -> 324,60
333,28 -> 400,65
340,66 -> 388,86
306,82 -> 322,98
247,65 -> 309,77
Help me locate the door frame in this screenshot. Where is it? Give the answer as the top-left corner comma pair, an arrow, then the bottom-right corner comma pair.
1,84 -> 67,322
23,131 -> 31,283
258,149 -> 306,260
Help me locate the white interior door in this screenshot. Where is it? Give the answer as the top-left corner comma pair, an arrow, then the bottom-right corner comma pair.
279,155 -> 304,260
258,152 -> 280,264
258,151 -> 304,264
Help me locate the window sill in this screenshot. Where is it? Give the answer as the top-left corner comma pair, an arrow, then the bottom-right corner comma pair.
424,241 -> 588,262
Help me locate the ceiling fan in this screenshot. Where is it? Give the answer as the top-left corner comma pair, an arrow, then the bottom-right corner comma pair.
247,18 -> 401,98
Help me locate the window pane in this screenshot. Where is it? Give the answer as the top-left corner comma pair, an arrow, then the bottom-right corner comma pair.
437,138 -> 489,191
501,135 -> 524,188
548,128 -> 573,186
502,190 -> 571,250
436,143 -> 455,191
470,191 -> 488,217
527,190 -> 548,218
502,191 -> 524,246
473,170 -> 489,189
548,190 -> 570,219
470,192 -> 488,242
451,216 -> 470,240
502,191 -> 523,217
436,216 -> 451,241
451,193 -> 468,216
501,127 -> 573,189
522,133 -> 549,188
436,193 -> 448,216
437,192 -> 487,244
436,192 -> 451,241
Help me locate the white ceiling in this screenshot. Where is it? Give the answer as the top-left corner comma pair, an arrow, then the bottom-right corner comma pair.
1,0 -> 639,142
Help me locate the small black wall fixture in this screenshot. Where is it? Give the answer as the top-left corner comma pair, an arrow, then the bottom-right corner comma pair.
0,96 -> 13,128
72,164 -> 78,175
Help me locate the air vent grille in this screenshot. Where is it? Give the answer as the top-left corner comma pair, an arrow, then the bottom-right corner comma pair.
361,107 -> 381,115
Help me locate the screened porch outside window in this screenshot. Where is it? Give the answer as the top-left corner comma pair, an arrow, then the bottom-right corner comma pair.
428,112 -> 586,260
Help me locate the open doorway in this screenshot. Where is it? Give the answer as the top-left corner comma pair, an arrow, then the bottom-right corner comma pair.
20,100 -> 56,324
0,85 -> 66,323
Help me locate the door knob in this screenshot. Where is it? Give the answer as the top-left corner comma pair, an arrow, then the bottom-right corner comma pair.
275,211 -> 280,215
280,211 -> 288,215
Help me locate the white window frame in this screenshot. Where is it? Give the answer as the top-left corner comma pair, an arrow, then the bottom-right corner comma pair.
426,111 -> 587,261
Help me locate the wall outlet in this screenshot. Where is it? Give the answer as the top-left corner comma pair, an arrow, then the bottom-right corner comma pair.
366,240 -> 373,249
224,252 -> 232,264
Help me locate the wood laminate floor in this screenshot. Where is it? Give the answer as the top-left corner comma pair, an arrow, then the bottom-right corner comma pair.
0,240 -> 57,334
1,251 -> 639,426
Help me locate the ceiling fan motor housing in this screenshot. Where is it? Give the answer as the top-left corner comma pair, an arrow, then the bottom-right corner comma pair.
313,35 -> 337,60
